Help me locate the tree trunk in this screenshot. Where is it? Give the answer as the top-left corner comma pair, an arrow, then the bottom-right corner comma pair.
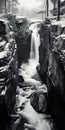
47,0 -> 49,17
5,0 -> 7,13
54,0 -> 56,9
57,0 -> 60,21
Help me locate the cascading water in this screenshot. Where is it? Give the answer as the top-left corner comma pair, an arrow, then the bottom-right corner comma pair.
17,22 -> 52,130
30,24 -> 40,63
19,24 -> 41,80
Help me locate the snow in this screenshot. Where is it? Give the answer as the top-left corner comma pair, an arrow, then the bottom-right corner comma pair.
0,50 -> 7,59
0,40 -> 6,47
57,34 -> 65,39
51,19 -> 65,27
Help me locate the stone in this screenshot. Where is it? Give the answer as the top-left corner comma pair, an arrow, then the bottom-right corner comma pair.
18,75 -> 24,87
15,17 -> 31,66
0,95 -> 10,130
30,90 -> 47,113
38,24 -> 50,84
39,22 -> 65,130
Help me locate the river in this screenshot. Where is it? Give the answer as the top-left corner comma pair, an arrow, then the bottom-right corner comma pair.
12,23 -> 55,130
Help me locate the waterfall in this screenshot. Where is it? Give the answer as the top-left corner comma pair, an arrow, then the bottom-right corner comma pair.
20,24 -> 41,80
30,24 -> 40,63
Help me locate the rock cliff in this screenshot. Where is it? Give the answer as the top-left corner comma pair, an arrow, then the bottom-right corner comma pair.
0,18 -> 18,129
38,21 -> 65,130
15,17 -> 31,67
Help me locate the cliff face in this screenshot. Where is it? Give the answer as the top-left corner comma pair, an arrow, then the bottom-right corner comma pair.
39,22 -> 65,130
0,18 -> 18,129
39,24 -> 50,84
15,17 -> 31,67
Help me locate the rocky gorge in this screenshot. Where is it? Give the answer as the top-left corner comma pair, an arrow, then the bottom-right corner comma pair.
13,21 -> 53,130
0,14 -> 65,130
38,19 -> 65,130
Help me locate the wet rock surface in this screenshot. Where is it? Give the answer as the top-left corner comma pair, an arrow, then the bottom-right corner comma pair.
39,21 -> 65,130
39,23 -> 50,84
8,22 -> 58,130
0,18 -> 61,130
15,17 -> 31,67
0,17 -> 18,129
30,84 -> 47,113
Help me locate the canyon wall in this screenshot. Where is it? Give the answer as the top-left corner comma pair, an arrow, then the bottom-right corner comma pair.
0,18 -> 18,129
15,18 -> 31,67
39,21 -> 65,130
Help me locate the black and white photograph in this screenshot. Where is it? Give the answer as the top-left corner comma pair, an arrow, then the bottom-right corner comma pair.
0,0 -> 65,130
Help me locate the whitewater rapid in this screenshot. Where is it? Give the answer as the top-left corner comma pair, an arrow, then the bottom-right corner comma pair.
15,23 -> 53,130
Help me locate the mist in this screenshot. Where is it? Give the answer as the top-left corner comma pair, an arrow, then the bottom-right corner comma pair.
17,0 -> 53,19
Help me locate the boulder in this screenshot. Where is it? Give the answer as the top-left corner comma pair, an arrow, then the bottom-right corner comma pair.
18,75 -> 24,87
30,90 -> 47,113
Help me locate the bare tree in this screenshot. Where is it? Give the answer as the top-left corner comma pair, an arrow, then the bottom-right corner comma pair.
11,0 -> 19,14
51,0 -> 58,9
5,0 -> 7,13
0,0 -> 7,13
47,0 -> 49,17
57,0 -> 60,20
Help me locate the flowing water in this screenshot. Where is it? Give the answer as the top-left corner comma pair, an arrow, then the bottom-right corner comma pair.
19,23 -> 41,82
15,24 -> 54,130
30,24 -> 40,62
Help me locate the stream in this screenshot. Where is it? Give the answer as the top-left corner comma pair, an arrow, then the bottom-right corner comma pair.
12,23 -> 56,130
